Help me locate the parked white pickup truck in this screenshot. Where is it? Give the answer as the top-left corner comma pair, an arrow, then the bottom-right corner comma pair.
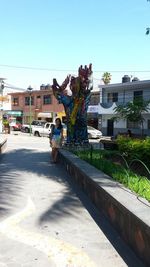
32,122 -> 54,137
21,120 -> 46,133
32,122 -> 67,138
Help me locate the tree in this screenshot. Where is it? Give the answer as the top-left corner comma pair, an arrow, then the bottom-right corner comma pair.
102,72 -> 112,85
113,99 -> 150,135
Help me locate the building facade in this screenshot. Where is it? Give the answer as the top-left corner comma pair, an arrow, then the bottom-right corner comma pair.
87,91 -> 101,129
99,79 -> 150,136
9,87 -> 66,124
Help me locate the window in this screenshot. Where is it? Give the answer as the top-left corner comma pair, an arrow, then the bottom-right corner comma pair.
43,95 -> 51,105
134,90 -> 143,101
12,97 -> 19,106
37,95 -> 41,99
31,120 -> 46,126
127,119 -> 140,129
90,94 -> 99,105
25,96 -> 34,105
45,123 -> 50,128
107,92 -> 118,103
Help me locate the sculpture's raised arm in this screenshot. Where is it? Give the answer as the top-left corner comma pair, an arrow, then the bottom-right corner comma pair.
78,64 -> 93,93
52,75 -> 70,95
61,75 -> 70,91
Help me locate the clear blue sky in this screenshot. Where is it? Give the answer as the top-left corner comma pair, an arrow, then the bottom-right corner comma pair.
0,0 -> 150,90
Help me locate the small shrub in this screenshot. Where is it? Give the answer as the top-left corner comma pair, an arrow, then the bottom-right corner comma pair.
73,149 -> 150,202
116,136 -> 150,168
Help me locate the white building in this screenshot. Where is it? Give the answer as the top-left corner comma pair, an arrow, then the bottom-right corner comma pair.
99,79 -> 150,136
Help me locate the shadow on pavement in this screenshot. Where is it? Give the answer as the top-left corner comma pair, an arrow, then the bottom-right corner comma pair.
0,148 -> 82,220
0,146 -> 145,267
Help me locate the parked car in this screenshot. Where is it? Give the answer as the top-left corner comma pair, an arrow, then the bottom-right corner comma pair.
11,122 -> 22,131
87,126 -> 102,139
21,120 -> 46,133
32,122 -> 67,139
32,122 -> 53,137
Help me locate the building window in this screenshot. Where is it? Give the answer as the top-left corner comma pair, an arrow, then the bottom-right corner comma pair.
134,90 -> 143,101
127,119 -> 140,129
107,92 -> 118,103
43,95 -> 51,105
12,97 -> 19,106
25,96 -> 34,105
90,94 -> 99,105
37,95 -> 41,99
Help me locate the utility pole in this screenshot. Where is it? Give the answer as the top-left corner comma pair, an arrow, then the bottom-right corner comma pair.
0,78 -> 6,134
27,86 -> 33,136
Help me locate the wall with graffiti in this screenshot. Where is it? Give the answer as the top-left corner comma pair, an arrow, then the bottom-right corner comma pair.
52,64 -> 93,145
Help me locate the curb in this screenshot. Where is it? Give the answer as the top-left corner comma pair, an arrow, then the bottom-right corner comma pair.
59,149 -> 150,267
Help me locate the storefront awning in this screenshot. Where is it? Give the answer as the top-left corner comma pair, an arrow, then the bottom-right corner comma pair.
5,110 -> 23,116
57,112 -> 66,117
38,112 -> 52,118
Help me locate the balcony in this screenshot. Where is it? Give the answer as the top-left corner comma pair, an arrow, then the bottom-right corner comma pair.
99,101 -> 150,115
99,102 -> 117,115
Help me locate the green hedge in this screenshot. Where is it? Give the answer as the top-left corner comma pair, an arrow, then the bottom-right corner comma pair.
116,136 -> 150,167
74,149 -> 150,202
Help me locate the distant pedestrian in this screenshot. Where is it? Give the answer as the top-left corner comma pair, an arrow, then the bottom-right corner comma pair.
49,118 -> 63,163
127,129 -> 132,137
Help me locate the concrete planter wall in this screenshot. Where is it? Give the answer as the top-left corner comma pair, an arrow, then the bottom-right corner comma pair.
59,149 -> 150,267
0,138 -> 7,154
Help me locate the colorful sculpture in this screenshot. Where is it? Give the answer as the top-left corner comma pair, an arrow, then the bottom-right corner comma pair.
52,64 -> 93,145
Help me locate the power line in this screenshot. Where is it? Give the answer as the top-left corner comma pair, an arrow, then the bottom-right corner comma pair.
0,64 -> 76,72
94,70 -> 150,73
0,63 -> 150,73
4,82 -> 26,91
4,85 -> 26,91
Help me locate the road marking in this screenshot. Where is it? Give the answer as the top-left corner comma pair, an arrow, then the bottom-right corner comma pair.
0,197 -> 96,267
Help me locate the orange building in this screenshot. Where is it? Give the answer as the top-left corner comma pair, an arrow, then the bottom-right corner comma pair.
9,86 -> 66,124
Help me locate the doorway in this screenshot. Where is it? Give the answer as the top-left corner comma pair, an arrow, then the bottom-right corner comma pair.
107,119 -> 114,136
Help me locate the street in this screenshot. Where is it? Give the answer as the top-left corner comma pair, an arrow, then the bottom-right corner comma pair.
0,133 -> 145,267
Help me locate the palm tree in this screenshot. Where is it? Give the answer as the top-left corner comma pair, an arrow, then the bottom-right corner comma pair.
113,99 -> 150,136
102,72 -> 112,85
146,27 -> 150,35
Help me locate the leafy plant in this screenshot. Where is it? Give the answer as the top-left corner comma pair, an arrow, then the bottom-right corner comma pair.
113,99 -> 150,136
73,149 -> 150,202
102,72 -> 112,85
3,119 -> 9,126
116,136 -> 150,167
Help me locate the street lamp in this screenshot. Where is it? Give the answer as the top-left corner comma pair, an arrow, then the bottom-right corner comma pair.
27,86 -> 33,136
0,79 -> 6,134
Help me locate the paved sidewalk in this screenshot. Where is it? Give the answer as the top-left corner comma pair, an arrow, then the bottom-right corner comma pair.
0,134 -> 145,267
